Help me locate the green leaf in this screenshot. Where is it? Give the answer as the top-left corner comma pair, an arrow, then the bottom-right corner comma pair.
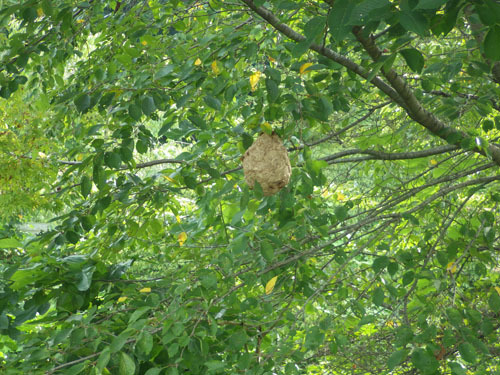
129,306 -> 151,324
65,231 -> 80,244
411,348 -> 439,373
128,104 -> 142,121
76,265 -> 94,291
446,308 -> 462,327
484,26 -> 500,61
372,287 -> 385,306
387,349 -> 408,370
402,271 -> 414,285
0,314 -> 9,329
488,290 -> 500,313
205,360 -> 225,372
305,326 -> 325,350
80,175 -> 92,197
137,331 -> 153,356
229,330 -> 249,350
449,362 -> 466,375
328,0 -> 355,41
265,78 -> 279,103
242,133 -> 254,150
154,65 -> 174,79
387,262 -> 399,276
110,330 -> 134,353
415,0 -> 447,9
458,342 -> 476,363
64,362 -> 86,375
119,352 -> 136,375
144,369 -> 162,375
141,96 -> 156,116
96,348 -> 110,372
334,205 -> 349,221
372,256 -> 389,273
204,95 -> 221,110
400,48 -> 425,73
399,11 -> 428,37
261,242 -> 274,262
168,342 -> 179,357
0,238 -> 22,248
303,16 -> 326,41
104,151 -> 122,169
74,94 -> 91,113
199,270 -> 218,289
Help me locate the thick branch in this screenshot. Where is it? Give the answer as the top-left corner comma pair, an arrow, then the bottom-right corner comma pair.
239,0 -> 407,109
239,0 -> 500,167
322,144 -> 459,163
351,27 -> 500,166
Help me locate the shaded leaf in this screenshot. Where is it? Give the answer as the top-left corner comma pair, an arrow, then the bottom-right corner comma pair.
328,0 -> 355,41
74,94 -> 91,113
119,352 -> 136,375
400,48 -> 425,73
484,26 -> 500,61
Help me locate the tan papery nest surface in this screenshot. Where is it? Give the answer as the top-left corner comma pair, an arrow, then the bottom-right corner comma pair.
242,132 -> 291,196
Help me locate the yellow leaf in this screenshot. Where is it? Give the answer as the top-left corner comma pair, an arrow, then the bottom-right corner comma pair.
430,159 -> 438,165
76,19 -> 85,24
495,286 -> 500,296
176,215 -> 181,223
249,71 -> 261,91
164,176 -> 176,184
299,62 -> 313,75
178,232 -> 187,246
268,56 -> 276,63
141,40 -> 148,46
265,276 -> 278,295
194,58 -> 202,66
337,192 -> 346,201
117,296 -> 128,303
260,122 -> 272,134
139,287 -> 151,293
211,61 -> 220,75
37,8 -> 44,17
446,262 -> 457,273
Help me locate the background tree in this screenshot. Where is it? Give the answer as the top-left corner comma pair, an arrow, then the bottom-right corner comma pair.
1,1 -> 500,374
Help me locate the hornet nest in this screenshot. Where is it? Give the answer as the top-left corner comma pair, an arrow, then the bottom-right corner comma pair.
241,132 -> 291,196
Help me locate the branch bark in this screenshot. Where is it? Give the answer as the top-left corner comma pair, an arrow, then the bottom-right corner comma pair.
351,26 -> 500,166
239,0 -> 500,167
321,144 -> 459,163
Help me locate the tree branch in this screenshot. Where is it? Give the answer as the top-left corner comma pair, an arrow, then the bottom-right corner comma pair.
351,26 -> 500,166
239,0 -> 500,167
321,144 -> 459,163
239,0 -> 407,109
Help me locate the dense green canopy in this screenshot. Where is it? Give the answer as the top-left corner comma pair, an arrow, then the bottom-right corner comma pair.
1,1 -> 500,374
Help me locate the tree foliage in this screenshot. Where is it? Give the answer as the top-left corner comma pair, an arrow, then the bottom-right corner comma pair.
1,0 -> 500,374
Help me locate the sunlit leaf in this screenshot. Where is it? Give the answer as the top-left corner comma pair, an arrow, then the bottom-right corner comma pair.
265,276 -> 278,294
299,62 -> 313,74
250,71 -> 261,91
211,60 -> 220,75
178,232 -> 187,246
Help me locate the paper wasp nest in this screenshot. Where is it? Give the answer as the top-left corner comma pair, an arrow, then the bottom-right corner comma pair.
242,132 -> 291,196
